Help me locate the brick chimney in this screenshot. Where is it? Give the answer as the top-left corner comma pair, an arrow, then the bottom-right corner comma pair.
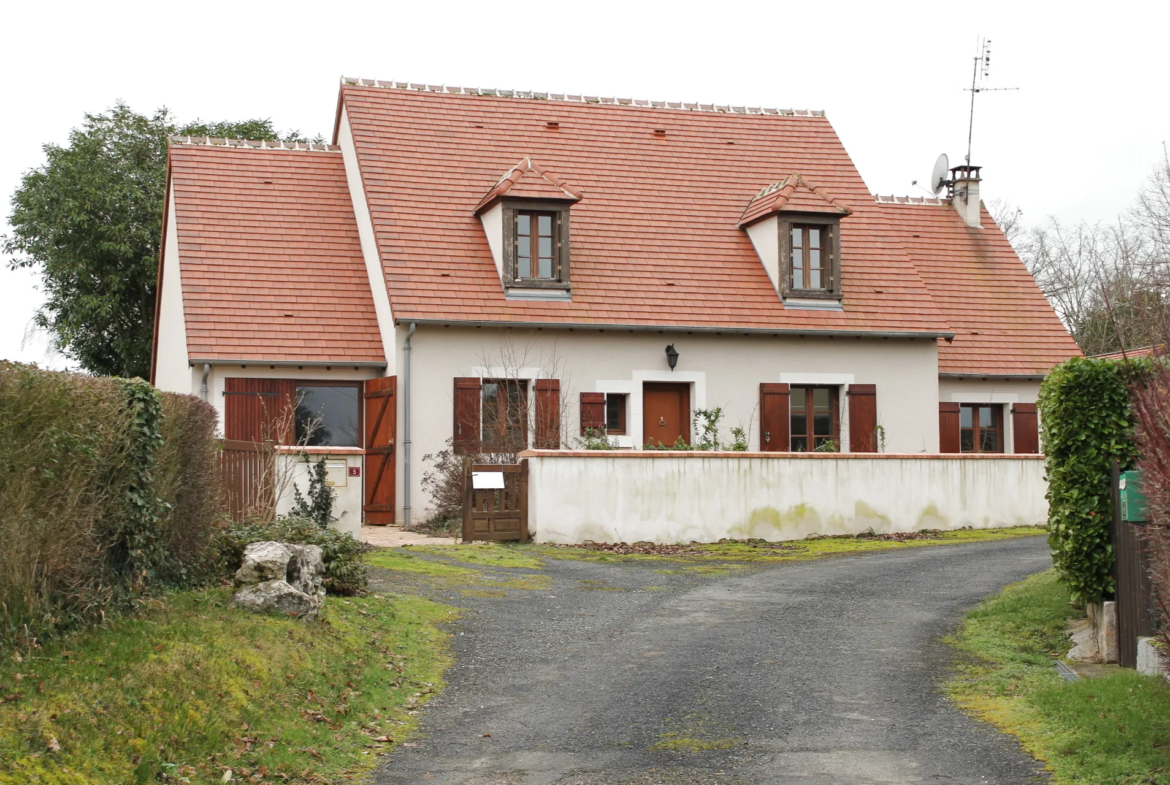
950,165 -> 983,229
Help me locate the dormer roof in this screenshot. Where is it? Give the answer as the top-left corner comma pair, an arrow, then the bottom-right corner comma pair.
738,173 -> 852,228
474,157 -> 582,214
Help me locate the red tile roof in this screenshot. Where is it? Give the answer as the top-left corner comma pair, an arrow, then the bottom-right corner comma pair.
1093,345 -> 1160,360
738,174 -> 852,227
877,199 -> 1081,375
166,140 -> 384,363
341,83 -> 954,338
474,157 -> 582,213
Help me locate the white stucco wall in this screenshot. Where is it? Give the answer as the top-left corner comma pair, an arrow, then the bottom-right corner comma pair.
744,216 -> 780,292
525,451 -> 1047,544
275,451 -> 363,539
479,203 -> 504,281
339,106 -> 397,372
938,377 -> 1042,454
398,325 -> 941,523
154,187 -> 191,393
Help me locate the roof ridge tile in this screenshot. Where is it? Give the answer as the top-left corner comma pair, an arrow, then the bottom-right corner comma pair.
340,76 -> 825,118
169,136 -> 341,153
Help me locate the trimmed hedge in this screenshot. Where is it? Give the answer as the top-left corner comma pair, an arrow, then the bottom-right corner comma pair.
0,363 -> 222,649
1038,356 -> 1149,604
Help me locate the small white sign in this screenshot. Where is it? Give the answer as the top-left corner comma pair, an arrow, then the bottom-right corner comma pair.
472,471 -> 506,490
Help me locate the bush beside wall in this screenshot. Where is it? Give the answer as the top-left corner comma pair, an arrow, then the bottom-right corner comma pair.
0,363 -> 224,649
1038,356 -> 1148,604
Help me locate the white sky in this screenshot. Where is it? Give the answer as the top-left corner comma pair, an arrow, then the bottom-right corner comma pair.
2,0 -> 1166,370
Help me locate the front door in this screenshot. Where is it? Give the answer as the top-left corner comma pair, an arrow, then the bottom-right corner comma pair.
642,382 -> 690,447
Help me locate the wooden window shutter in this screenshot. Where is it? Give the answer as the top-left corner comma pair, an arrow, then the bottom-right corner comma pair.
759,383 -> 790,451
534,379 -> 561,449
847,384 -> 878,453
453,377 -> 482,455
1012,403 -> 1040,454
580,392 -> 606,434
939,402 -> 961,454
363,376 -> 397,524
224,378 -> 294,444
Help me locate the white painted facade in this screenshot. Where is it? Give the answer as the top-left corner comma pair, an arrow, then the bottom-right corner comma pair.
275,451 -> 364,539
525,452 -> 1048,544
154,188 -> 190,392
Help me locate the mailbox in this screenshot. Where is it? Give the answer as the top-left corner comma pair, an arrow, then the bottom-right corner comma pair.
1119,470 -> 1148,523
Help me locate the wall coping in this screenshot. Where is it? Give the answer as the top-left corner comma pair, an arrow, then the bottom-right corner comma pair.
518,449 -> 1045,461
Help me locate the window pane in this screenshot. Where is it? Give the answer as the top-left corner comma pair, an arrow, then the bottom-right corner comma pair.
792,436 -> 808,452
518,236 -> 531,260
980,429 -> 999,452
538,237 -> 553,258
791,413 -> 807,440
960,406 -> 973,428
538,214 -> 552,235
792,227 -> 802,248
296,385 -> 360,447
606,395 -> 623,430
809,227 -> 821,248
793,267 -> 804,289
810,248 -> 821,270
791,390 -> 807,411
518,256 -> 531,278
810,269 -> 821,289
812,388 -> 830,410
960,429 -> 975,452
517,215 -> 530,236
538,257 -> 553,278
979,406 -> 993,428
814,413 -> 832,437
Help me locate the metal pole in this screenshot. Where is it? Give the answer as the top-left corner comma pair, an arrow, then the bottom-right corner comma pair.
403,322 -> 417,527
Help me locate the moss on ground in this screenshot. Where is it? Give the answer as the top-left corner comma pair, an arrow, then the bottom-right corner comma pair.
0,590 -> 451,785
948,570 -> 1170,783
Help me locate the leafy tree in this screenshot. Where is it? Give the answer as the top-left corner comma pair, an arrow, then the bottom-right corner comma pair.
3,104 -> 315,378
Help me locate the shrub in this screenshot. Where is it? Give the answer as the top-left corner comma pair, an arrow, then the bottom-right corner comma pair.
217,516 -> 369,596
290,457 -> 336,528
1038,356 -> 1148,604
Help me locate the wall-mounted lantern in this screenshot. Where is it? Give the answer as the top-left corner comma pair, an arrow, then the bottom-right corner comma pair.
665,344 -> 679,371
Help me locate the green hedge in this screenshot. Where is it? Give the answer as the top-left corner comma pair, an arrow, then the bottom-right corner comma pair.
1038,356 -> 1149,604
0,363 -> 222,649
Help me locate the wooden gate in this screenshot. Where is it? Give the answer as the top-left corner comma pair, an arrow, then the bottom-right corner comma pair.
1112,461 -> 1156,668
363,377 -> 397,525
462,458 -> 529,542
219,439 -> 275,522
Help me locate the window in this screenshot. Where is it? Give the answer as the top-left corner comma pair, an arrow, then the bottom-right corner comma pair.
515,212 -> 557,280
605,394 -> 627,435
481,378 -> 528,451
294,383 -> 361,447
781,217 -> 841,299
504,201 -> 571,289
790,386 -> 839,451
960,404 -> 1003,453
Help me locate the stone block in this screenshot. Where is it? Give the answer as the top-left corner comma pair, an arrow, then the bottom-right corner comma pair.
1098,601 -> 1119,664
232,541 -> 325,619
1137,637 -> 1168,678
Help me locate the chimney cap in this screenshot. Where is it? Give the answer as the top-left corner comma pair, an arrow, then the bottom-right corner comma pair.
950,164 -> 982,180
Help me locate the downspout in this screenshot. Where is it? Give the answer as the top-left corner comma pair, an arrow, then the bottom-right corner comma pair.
200,363 -> 211,402
403,323 -> 417,527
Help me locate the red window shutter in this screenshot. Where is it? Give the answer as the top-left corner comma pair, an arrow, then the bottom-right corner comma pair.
453,377 -> 481,455
580,392 -> 606,434
847,384 -> 878,453
759,383 -> 790,451
939,403 -> 961,454
1012,403 -> 1040,454
363,376 -> 397,525
224,378 -> 294,444
534,379 -> 561,449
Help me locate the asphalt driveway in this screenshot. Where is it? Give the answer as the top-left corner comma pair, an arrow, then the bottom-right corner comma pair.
371,537 -> 1052,785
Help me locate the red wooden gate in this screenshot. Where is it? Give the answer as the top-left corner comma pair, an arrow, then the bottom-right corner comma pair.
364,376 -> 397,525
219,439 -> 275,522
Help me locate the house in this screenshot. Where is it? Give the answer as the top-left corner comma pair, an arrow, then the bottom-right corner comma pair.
150,78 -> 1081,531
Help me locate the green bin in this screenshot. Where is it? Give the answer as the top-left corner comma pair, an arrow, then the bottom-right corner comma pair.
1119,470 -> 1148,523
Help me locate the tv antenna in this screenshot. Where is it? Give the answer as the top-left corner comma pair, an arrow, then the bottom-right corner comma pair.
965,37 -> 1018,166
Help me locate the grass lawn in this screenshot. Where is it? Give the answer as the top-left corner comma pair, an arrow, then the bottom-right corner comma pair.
0,589 -> 452,785
948,570 -> 1170,784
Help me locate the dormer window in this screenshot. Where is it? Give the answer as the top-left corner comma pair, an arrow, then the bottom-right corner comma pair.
787,221 -> 838,295
515,210 -> 559,281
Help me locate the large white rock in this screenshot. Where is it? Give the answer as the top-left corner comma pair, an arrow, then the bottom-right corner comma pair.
1137,637 -> 1169,678
232,541 -> 325,619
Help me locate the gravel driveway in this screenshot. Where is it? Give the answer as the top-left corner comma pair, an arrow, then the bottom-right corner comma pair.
371,537 -> 1052,785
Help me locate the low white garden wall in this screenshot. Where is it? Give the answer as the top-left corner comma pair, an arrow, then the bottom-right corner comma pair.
521,450 -> 1047,544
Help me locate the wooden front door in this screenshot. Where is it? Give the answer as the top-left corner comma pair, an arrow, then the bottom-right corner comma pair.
643,382 -> 690,447
363,376 -> 396,525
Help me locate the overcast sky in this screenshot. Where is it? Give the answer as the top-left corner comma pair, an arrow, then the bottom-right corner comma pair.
2,0 -> 1166,370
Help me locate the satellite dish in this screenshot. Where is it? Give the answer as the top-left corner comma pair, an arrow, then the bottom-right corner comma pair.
930,153 -> 950,196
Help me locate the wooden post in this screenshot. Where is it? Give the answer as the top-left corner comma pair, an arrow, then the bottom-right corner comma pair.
519,458 -> 530,542
461,456 -> 473,544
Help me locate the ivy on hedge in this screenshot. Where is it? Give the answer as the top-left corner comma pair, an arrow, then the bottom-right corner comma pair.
110,378 -> 164,591
1039,356 -> 1150,604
